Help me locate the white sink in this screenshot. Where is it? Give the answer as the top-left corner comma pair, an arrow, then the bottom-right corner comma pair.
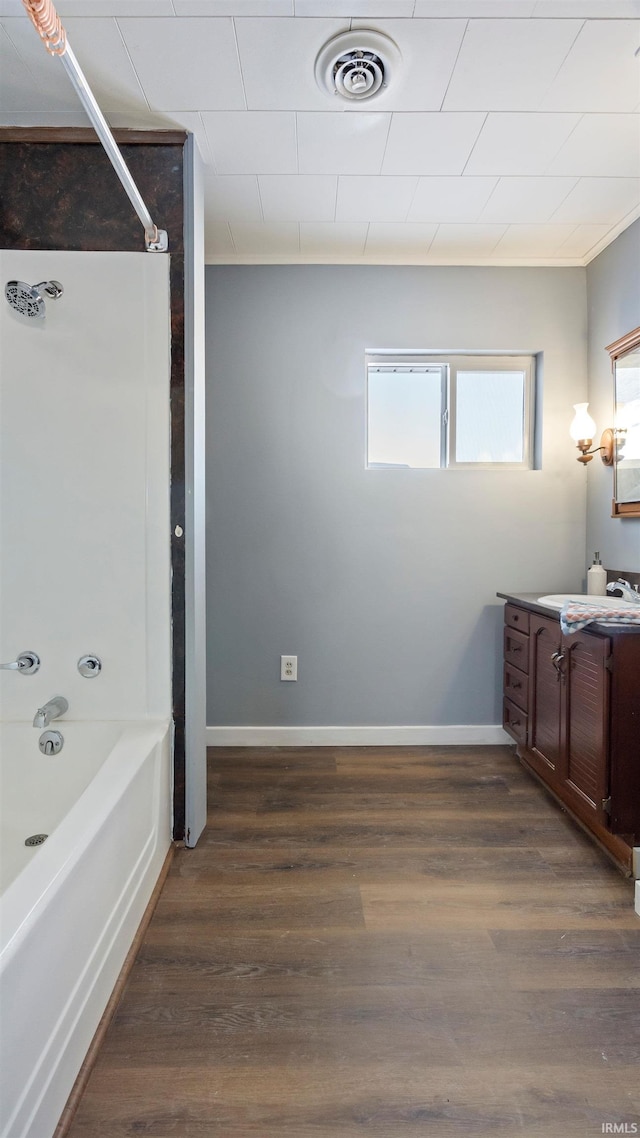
537,593 -> 639,609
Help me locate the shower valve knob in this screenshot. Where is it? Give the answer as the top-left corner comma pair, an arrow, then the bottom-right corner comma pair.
1,651 -> 40,674
78,655 -> 102,678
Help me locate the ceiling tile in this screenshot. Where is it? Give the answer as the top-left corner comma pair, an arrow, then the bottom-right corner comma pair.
415,2 -> 536,12
336,175 -> 418,221
442,18 -> 583,111
229,222 -> 300,255
555,224 -> 613,257
492,223 -> 578,257
64,17 -> 149,115
201,111 -> 296,173
0,23 -> 46,115
176,1 -> 292,12
205,222 -> 236,259
1,17 -> 79,111
533,2 -> 640,17
299,223 -> 368,256
546,114 -> 640,177
480,176 -> 579,221
428,224 -> 507,257
296,1 -> 413,13
381,113 -> 486,175
408,176 -> 498,221
0,110 -> 89,125
234,17 -> 349,111
259,174 -> 337,220
541,20 -> 640,112
465,112 -> 581,175
117,17 -> 245,110
57,1 -> 174,13
297,112 -> 391,175
550,176 -> 640,223
204,175 -> 262,221
365,222 -> 438,256
351,19 -> 468,111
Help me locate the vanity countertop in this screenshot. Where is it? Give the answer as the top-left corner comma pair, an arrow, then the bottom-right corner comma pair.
496,591 -> 640,633
497,591 -> 558,615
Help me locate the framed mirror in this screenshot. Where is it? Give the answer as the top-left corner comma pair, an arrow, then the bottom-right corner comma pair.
606,326 -> 640,519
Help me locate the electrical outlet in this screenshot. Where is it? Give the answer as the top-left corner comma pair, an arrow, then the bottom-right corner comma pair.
280,655 -> 297,681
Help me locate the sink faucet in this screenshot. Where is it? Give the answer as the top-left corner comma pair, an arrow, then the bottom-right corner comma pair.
606,578 -> 640,603
33,695 -> 69,728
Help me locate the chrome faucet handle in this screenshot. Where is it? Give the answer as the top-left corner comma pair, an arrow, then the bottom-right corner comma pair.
1,651 -> 40,675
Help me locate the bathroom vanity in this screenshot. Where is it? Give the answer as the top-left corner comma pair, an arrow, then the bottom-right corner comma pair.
498,592 -> 640,873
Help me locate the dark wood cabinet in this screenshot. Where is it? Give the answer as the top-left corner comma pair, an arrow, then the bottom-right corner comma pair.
500,596 -> 640,872
528,614 -> 563,783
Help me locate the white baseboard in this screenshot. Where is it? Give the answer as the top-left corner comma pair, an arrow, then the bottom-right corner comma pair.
206,725 -> 511,747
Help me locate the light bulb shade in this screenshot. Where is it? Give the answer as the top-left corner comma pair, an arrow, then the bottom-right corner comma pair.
570,402 -> 596,442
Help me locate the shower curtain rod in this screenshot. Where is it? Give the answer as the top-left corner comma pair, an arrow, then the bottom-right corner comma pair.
22,0 -> 168,253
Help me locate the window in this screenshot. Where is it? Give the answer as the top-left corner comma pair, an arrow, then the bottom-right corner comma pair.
366,353 -> 534,470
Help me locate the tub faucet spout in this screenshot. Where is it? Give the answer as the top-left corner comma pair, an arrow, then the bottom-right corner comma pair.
33,696 -> 69,728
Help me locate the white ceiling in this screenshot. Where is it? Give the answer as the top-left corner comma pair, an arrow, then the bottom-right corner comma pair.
1,0 -> 639,266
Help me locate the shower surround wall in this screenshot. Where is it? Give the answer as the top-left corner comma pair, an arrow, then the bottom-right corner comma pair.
0,249 -> 171,723
0,248 -> 171,1138
0,128 -> 192,838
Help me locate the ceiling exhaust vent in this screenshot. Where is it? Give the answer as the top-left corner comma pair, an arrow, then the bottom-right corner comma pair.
315,29 -> 401,103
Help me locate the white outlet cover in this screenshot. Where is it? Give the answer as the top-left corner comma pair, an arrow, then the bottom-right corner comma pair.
280,655 -> 298,681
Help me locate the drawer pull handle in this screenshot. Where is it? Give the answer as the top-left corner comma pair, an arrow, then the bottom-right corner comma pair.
511,643 -> 522,652
511,680 -> 522,689
511,718 -> 521,727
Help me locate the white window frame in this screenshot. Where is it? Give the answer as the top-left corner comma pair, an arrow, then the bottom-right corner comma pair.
366,352 -> 535,471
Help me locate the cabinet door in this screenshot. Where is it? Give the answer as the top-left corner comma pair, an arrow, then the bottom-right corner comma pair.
563,632 -> 610,821
529,615 -> 562,783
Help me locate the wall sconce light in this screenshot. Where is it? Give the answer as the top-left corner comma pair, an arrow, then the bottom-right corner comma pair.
569,403 -> 614,465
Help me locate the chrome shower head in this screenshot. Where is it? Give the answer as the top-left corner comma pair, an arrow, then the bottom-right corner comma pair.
5,280 -> 63,319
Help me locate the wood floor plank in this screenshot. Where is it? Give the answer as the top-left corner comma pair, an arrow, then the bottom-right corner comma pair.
489,929 -> 640,989
65,744 -> 639,1138
359,879 -> 639,930
64,1062 -> 640,1137
166,844 -> 561,885
197,810 -> 584,850
126,928 -> 503,994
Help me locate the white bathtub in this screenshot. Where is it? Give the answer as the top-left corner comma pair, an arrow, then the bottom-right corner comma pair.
0,719 -> 172,1138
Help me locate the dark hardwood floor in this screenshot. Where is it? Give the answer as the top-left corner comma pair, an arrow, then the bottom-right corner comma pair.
66,745 -> 639,1137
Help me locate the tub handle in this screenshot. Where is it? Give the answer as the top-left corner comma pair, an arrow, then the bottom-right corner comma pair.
78,654 -> 102,678
1,651 -> 40,675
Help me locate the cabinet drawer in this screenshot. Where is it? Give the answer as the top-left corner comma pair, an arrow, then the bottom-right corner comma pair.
505,604 -> 530,635
504,627 -> 529,673
504,662 -> 528,712
503,697 -> 527,746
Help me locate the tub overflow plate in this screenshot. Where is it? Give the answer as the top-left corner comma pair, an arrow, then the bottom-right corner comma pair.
39,730 -> 64,755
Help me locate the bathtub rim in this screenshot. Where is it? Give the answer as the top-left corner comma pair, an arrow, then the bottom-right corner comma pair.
0,718 -> 172,967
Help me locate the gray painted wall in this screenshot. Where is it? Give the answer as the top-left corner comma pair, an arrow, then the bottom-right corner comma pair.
205,265 -> 588,728
586,219 -> 640,572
